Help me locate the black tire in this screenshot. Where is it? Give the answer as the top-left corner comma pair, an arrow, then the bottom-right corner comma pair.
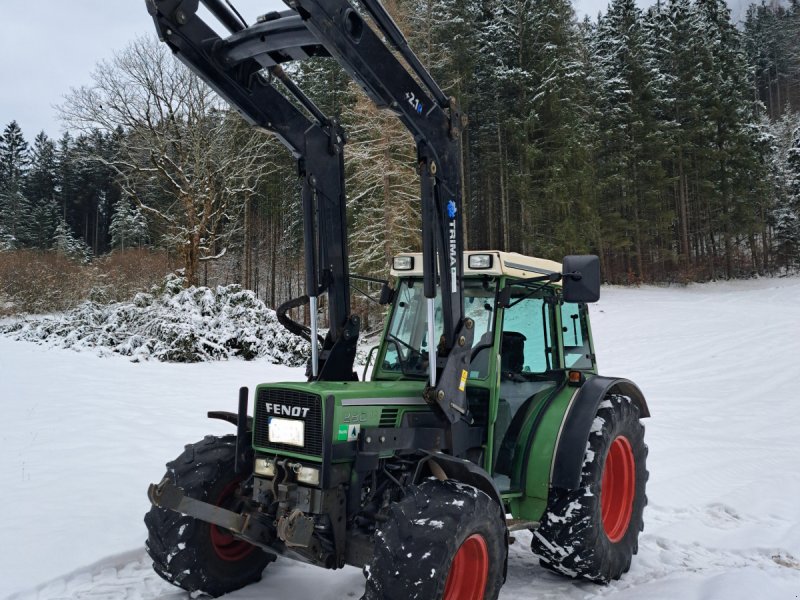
363,478 -> 507,600
144,435 -> 274,597
531,394 -> 648,583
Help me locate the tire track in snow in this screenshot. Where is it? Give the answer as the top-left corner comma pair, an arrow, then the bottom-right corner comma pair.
7,524 -> 799,600
4,551 -> 365,600
610,534 -> 800,598
646,502 -> 792,531
4,550 -> 180,600
617,503 -> 800,594
500,503 -> 800,600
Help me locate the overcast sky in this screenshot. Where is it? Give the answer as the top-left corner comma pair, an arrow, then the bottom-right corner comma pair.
0,0 -> 727,141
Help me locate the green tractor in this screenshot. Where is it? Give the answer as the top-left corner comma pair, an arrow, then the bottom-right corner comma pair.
145,252 -> 649,599
144,1 -> 649,598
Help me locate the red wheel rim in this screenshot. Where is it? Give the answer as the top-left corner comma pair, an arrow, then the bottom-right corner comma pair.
601,435 -> 636,543
443,534 -> 489,600
210,480 -> 257,562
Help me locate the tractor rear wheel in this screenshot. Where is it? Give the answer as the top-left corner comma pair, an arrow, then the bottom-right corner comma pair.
144,435 -> 275,597
531,395 -> 648,583
363,478 -> 507,600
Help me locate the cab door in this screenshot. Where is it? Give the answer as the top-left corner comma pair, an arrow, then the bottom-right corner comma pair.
491,283 -> 560,491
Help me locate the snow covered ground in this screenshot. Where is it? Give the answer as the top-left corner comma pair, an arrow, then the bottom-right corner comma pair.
2,277 -> 800,599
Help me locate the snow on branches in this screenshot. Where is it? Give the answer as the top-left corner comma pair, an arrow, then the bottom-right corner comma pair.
1,274 -> 310,364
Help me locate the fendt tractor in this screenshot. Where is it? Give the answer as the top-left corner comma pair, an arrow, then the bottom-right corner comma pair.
143,1 -> 650,598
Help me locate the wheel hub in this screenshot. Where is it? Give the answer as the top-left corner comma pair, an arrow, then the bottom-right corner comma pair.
443,533 -> 489,600
210,480 -> 257,562
601,435 -> 636,542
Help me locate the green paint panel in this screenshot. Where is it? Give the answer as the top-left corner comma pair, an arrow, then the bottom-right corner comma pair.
508,386 -> 578,521
251,379 -> 428,460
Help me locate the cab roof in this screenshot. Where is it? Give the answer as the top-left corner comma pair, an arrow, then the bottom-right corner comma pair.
390,251 -> 563,283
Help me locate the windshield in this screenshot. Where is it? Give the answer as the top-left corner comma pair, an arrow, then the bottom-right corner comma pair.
381,278 -> 497,379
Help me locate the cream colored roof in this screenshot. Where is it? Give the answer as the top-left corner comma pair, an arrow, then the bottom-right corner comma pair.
390,251 -> 563,283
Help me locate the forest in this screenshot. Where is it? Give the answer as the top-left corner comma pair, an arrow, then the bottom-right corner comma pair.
1,0 -> 799,321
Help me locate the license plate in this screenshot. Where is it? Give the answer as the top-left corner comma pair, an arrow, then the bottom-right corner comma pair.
268,417 -> 305,447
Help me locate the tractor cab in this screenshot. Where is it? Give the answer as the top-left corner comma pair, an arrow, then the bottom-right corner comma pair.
371,251 -> 599,492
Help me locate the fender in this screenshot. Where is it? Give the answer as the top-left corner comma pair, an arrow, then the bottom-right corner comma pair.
414,450 -> 503,507
550,376 -> 649,490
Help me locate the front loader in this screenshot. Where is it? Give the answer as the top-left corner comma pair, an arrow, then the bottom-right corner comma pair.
143,1 -> 650,598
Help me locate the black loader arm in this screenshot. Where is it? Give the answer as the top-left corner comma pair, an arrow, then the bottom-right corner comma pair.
290,0 -> 471,424
146,0 -> 357,381
145,0 -> 472,422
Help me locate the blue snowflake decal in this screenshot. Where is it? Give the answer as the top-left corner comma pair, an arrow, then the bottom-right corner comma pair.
447,200 -> 457,219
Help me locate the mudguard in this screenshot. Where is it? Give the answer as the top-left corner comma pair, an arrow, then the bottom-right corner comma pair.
550,376 -> 649,490
414,450 -> 504,507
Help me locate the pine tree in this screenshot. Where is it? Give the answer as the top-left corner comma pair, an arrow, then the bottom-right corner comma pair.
26,132 -> 60,249
68,130 -> 119,255
0,121 -> 32,246
694,0 -> 768,277
458,0 -> 595,256
512,0 -> 594,258
401,0 -> 482,247
57,132 -> 76,222
109,196 -> 149,251
0,223 -> 14,251
774,119 -> 800,269
743,0 -> 800,119
52,218 -> 91,262
592,0 -> 670,281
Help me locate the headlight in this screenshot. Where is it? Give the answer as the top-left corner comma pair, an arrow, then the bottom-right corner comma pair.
393,256 -> 414,270
468,254 -> 493,269
254,458 -> 275,477
296,465 -> 320,486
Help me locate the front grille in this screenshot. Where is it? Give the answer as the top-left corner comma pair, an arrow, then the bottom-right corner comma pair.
254,388 -> 323,456
379,408 -> 399,427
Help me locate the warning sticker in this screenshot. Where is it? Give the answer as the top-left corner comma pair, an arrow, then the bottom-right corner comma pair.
459,369 -> 468,391
338,423 -> 361,442
348,424 -> 361,441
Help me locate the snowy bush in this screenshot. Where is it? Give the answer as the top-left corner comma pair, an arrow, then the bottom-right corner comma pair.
1,274 -> 310,365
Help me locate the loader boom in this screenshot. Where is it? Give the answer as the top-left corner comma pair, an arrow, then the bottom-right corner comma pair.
146,0 -> 472,422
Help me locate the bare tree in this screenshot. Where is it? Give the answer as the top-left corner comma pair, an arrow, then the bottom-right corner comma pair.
60,36 -> 277,285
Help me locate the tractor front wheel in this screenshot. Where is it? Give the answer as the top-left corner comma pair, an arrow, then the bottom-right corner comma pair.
144,435 -> 274,597
531,395 -> 648,583
363,478 -> 507,600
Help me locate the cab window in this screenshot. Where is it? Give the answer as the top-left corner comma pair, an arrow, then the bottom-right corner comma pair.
501,290 -> 555,374
379,278 -> 497,380
561,302 -> 593,369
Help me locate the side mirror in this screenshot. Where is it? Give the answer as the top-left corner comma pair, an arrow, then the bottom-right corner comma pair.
562,255 -> 600,303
